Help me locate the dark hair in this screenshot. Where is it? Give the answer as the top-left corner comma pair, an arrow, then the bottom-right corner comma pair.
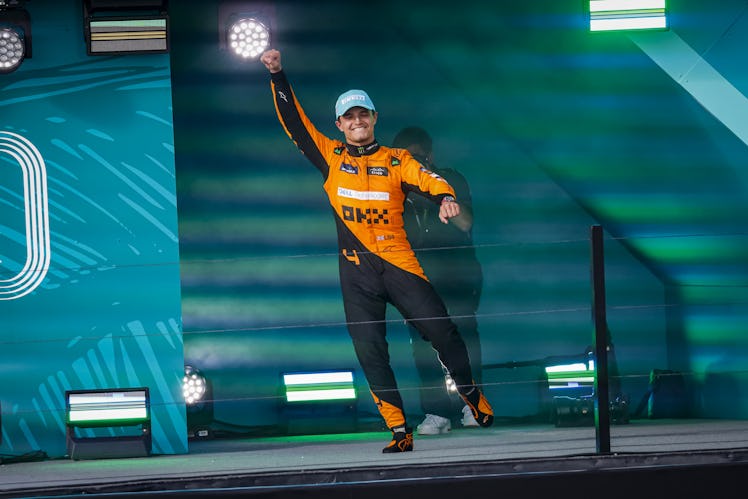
392,126 -> 432,152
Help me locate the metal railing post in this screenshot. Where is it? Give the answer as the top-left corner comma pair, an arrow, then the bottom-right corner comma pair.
591,225 -> 611,453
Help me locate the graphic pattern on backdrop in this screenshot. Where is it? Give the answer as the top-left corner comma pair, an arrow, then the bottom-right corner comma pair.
0,131 -> 50,300
0,1 -> 186,458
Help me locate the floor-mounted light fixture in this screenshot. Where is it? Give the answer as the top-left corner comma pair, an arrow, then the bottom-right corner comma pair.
545,357 -> 596,427
589,0 -> 668,32
280,370 -> 358,435
83,0 -> 169,55
0,0 -> 32,74
183,365 -> 214,439
65,388 -> 151,460
219,1 -> 275,61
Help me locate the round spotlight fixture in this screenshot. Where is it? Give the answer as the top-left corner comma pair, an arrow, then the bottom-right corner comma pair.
183,365 -> 207,405
228,17 -> 269,60
0,27 -> 25,74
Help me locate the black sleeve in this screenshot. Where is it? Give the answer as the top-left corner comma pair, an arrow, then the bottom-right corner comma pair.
270,70 -> 330,178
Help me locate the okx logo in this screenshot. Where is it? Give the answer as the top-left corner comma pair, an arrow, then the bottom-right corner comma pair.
342,205 -> 389,225
0,131 -> 51,300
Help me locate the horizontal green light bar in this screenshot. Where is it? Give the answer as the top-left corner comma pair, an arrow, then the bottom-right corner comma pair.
69,408 -> 148,423
548,376 -> 596,385
286,388 -> 357,402
283,371 -> 353,386
283,371 -> 357,402
68,390 -> 148,424
591,17 -> 667,31
590,0 -> 665,12
590,0 -> 666,32
545,363 -> 589,373
90,19 -> 167,29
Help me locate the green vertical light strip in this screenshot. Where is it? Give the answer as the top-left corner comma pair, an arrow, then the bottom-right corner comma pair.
590,0 -> 667,32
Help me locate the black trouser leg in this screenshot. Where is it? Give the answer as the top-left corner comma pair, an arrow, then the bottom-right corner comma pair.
340,259 -> 406,429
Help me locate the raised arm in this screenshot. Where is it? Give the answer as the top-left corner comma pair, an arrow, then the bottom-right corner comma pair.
260,49 -> 335,178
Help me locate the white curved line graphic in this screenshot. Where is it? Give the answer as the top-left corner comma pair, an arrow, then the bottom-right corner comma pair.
0,131 -> 51,300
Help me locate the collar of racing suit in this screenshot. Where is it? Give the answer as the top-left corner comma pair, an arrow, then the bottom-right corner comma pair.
345,140 -> 380,157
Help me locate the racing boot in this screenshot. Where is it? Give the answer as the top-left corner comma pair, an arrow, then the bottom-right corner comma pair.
459,385 -> 494,428
382,426 -> 414,453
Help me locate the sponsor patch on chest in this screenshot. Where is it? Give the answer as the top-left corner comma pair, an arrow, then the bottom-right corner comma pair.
340,163 -> 359,174
367,166 -> 389,177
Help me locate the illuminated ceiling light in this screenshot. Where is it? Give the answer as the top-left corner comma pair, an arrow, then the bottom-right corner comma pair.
0,1 -> 32,74
183,365 -> 207,405
227,17 -> 269,60
589,0 -> 668,32
219,2 -> 275,62
283,370 -> 357,403
83,0 -> 169,55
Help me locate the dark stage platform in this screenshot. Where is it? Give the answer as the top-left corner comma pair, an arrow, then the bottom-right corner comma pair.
2,419 -> 748,498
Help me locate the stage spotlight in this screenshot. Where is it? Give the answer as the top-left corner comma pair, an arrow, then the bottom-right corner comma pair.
183,365 -> 207,405
0,1 -> 32,74
183,365 -> 214,438
227,18 -> 269,60
219,1 -> 275,61
65,388 -> 151,460
83,0 -> 169,55
281,370 -> 358,435
589,0 -> 668,32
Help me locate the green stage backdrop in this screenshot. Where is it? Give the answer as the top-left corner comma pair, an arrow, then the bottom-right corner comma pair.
0,2 -> 186,458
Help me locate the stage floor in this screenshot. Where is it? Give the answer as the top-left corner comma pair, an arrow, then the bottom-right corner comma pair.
2,419 -> 748,498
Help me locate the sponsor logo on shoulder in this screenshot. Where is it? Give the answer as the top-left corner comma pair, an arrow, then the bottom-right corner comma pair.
340,163 -> 359,174
419,166 -> 445,181
367,166 -> 388,177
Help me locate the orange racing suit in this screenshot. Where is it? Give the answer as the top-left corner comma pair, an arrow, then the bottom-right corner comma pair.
269,70 -> 479,430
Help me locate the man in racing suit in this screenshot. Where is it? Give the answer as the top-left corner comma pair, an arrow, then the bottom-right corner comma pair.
260,49 -> 493,453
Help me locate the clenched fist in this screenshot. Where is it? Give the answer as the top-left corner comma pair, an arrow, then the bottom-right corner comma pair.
260,49 -> 282,73
438,197 -> 461,224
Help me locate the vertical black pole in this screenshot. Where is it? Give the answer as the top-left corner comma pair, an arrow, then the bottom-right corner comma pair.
591,225 -> 611,453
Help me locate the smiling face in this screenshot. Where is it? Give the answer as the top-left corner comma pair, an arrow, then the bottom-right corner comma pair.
335,107 -> 378,146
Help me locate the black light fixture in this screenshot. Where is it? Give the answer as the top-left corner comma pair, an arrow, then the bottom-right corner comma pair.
218,1 -> 274,61
0,0 -> 32,74
82,0 -> 169,55
280,370 -> 358,435
183,365 -> 214,438
65,387 -> 152,460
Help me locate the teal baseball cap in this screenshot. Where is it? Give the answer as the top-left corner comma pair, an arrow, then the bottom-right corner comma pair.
335,89 -> 376,118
